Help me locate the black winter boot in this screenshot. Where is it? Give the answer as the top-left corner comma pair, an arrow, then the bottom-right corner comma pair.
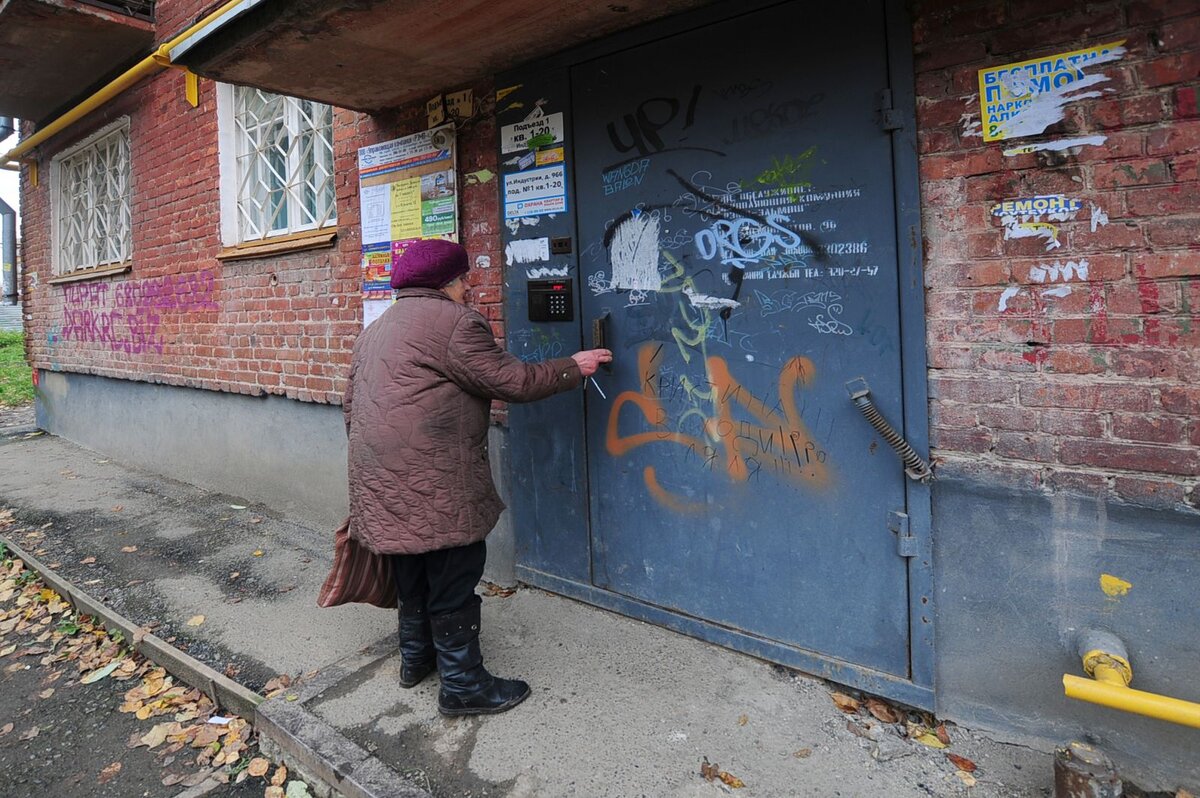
431,602 -> 530,716
398,598 -> 435,688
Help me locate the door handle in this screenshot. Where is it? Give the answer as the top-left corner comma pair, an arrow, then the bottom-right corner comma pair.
592,312 -> 611,372
846,377 -> 933,483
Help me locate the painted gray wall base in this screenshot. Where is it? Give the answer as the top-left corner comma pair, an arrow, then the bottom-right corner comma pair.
33,371 -> 516,585
933,470 -> 1200,792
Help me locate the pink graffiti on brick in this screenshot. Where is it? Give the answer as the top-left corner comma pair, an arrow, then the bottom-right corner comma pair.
59,270 -> 219,353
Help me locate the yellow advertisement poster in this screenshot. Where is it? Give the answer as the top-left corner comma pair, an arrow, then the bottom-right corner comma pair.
389,178 -> 422,241
978,41 -> 1124,142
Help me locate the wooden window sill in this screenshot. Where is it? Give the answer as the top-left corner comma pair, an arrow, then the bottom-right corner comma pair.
48,262 -> 132,285
217,228 -> 338,262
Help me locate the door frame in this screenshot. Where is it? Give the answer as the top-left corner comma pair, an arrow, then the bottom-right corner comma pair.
502,0 -> 934,709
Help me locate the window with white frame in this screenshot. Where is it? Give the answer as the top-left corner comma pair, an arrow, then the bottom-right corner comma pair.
52,118 -> 132,275
218,85 -> 336,243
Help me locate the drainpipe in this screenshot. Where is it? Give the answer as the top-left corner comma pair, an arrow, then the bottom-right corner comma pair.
0,0 -> 245,167
0,117 -> 15,305
1063,629 -> 1200,728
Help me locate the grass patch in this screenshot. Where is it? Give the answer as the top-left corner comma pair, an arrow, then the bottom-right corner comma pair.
0,330 -> 32,406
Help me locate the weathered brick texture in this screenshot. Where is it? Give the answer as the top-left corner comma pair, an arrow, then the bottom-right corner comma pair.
914,0 -> 1199,510
20,0 -> 502,411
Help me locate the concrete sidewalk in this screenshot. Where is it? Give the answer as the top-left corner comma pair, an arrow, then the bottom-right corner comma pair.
0,429 -> 1055,797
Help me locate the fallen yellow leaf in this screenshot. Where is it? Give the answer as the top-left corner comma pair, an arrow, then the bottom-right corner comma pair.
253,550 -> 264,557
719,770 -> 746,789
915,732 -> 948,749
737,714 -> 748,726
247,757 -> 270,777
956,770 -> 977,787
831,692 -> 860,714
186,615 -> 205,627
270,764 -> 287,786
121,546 -> 138,554
140,723 -> 171,749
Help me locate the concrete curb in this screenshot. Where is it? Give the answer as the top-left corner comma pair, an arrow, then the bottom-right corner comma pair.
256,639 -> 429,798
1,534 -> 428,798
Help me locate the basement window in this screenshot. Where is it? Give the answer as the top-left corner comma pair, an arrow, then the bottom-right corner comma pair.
51,118 -> 132,278
217,84 -> 336,246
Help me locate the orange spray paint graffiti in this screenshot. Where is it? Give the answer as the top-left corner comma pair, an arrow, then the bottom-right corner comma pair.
606,343 -> 831,512
601,250 -> 832,512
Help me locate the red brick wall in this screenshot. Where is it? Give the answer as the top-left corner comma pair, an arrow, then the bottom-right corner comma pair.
913,0 -> 1199,510
21,0 -> 502,408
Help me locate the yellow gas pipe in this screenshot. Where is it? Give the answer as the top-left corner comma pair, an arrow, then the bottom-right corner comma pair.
1063,634 -> 1200,729
2,0 -> 246,169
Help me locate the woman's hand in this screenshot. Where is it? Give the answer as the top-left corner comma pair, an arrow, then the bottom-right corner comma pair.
571,349 -> 613,377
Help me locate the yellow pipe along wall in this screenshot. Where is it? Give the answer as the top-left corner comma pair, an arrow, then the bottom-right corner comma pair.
2,0 -> 246,166
1064,634 -> 1200,729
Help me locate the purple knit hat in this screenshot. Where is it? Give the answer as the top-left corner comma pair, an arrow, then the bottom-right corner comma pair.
390,239 -> 469,290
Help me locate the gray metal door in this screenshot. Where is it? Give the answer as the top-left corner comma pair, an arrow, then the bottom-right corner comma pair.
572,0 -> 911,676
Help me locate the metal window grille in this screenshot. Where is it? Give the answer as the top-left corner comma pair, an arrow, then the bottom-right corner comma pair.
233,87 -> 335,241
74,0 -> 155,22
54,124 -> 132,274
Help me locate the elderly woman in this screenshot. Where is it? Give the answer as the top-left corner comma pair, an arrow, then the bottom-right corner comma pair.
343,239 -> 610,716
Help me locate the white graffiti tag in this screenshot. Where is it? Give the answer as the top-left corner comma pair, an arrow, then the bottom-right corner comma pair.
693,213 -> 804,270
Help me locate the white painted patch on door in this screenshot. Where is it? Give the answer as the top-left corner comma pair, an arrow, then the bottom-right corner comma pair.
609,214 -> 662,292
504,237 -> 550,267
683,287 -> 740,310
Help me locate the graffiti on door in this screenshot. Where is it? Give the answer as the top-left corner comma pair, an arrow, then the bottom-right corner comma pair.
604,253 -> 831,513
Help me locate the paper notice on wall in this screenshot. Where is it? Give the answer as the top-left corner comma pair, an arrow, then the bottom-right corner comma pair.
363,298 -> 393,329
504,165 -> 567,219
357,125 -> 457,309
500,112 -> 564,154
978,41 -> 1125,142
360,184 -> 391,245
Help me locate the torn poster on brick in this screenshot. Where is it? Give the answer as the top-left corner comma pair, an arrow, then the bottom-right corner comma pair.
991,195 -> 1082,251
979,41 -> 1125,142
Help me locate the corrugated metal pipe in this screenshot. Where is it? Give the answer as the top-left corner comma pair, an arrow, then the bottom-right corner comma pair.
0,116 -> 16,305
1063,629 -> 1200,728
1,0 -> 245,167
845,376 -> 933,482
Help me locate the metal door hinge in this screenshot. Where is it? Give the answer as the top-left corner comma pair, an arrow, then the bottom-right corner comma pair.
888,510 -> 917,558
877,89 -> 903,132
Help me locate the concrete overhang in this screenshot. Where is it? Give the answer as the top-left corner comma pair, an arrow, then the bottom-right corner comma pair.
170,0 -> 716,112
0,0 -> 155,121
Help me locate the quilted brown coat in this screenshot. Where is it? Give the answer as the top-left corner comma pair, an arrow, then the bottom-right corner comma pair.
344,287 -> 580,555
